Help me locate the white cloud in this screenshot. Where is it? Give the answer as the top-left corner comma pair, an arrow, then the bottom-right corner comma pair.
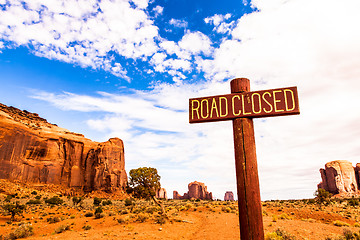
179,31 -> 213,56
30,81 -> 238,200
0,0 -> 159,81
197,0 -> 360,199
169,18 -> 188,28
153,6 -> 164,17
204,14 -> 235,34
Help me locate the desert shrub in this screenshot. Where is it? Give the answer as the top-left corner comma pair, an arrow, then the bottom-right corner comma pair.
72,197 -> 83,206
269,229 -> 296,240
45,196 -> 63,205
120,209 -> 129,215
2,202 -> 26,221
26,199 -> 42,205
221,206 -> 231,213
279,213 -> 291,220
4,223 -> 34,239
34,195 -> 41,200
95,206 -> 103,214
124,198 -> 133,206
84,212 -> 94,217
47,216 -> 61,224
155,214 -> 166,225
354,223 -> 360,228
102,199 -> 112,206
348,197 -> 359,207
272,215 -> 278,222
343,228 -> 354,240
54,224 -> 70,234
136,213 -> 148,222
93,197 -> 102,206
82,225 -> 92,230
95,213 -> 105,219
117,218 -> 126,224
333,220 -> 350,227
265,232 -> 282,240
5,195 -> 14,202
314,188 -> 332,205
94,206 -> 104,219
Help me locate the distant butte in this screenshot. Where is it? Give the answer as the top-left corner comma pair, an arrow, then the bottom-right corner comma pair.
173,181 -> 213,200
318,160 -> 360,197
0,103 -> 127,193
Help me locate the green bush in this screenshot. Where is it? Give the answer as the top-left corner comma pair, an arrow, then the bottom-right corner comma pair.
93,197 -> 102,206
72,196 -> 83,206
45,196 -> 64,205
348,197 -> 359,207
5,223 -> 34,239
136,213 -> 148,222
26,199 -> 42,205
314,188 -> 332,205
95,207 -> 103,215
94,207 -> 104,219
333,220 -> 350,227
102,199 -> 112,206
84,212 -> 94,217
47,216 -> 61,224
82,225 -> 92,230
95,213 -> 105,219
54,224 -> 70,234
265,228 -> 296,240
124,198 -> 133,206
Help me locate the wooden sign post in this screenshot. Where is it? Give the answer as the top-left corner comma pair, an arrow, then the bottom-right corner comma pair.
189,78 -> 300,239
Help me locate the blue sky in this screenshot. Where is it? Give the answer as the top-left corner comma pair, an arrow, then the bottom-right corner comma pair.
1,0 -> 360,200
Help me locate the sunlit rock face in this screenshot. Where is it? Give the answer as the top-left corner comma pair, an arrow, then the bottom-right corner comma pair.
224,191 -> 234,201
173,181 -> 212,200
0,103 -> 127,192
318,160 -> 358,194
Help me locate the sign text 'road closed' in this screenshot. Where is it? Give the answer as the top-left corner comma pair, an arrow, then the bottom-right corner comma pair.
189,86 -> 300,123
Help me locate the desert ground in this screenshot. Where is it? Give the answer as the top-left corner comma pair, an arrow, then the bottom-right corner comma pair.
1,180 -> 360,240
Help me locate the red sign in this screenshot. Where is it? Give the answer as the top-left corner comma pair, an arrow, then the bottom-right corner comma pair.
189,86 -> 300,123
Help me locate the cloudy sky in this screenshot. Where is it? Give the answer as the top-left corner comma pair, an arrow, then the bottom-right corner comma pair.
1,0 -> 360,200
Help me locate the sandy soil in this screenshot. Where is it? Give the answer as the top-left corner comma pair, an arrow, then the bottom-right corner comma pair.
1,180 -> 360,240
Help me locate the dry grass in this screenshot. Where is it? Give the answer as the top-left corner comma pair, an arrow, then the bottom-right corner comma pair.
1,180 -> 360,239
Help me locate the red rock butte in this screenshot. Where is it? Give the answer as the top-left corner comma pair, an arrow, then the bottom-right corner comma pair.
173,181 -> 212,200
224,191 -> 234,201
318,160 -> 360,196
0,103 -> 127,193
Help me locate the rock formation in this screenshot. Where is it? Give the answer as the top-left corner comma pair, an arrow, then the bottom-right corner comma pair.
318,160 -> 358,194
156,188 -> 167,199
0,103 -> 127,192
224,191 -> 234,201
173,181 -> 212,200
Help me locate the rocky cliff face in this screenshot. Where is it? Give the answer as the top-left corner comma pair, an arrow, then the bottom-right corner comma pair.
173,181 -> 212,200
224,191 -> 234,201
318,160 -> 358,195
0,103 -> 127,192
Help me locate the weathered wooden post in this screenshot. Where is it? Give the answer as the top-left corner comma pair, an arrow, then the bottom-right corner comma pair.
231,78 -> 264,239
189,77 -> 300,239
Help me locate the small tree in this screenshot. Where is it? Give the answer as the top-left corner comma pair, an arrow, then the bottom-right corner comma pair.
314,188 -> 332,206
2,201 -> 26,221
128,167 -> 164,214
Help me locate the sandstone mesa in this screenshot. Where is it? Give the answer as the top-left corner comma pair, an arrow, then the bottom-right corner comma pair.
0,103 -> 127,193
318,160 -> 360,196
173,181 -> 213,200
